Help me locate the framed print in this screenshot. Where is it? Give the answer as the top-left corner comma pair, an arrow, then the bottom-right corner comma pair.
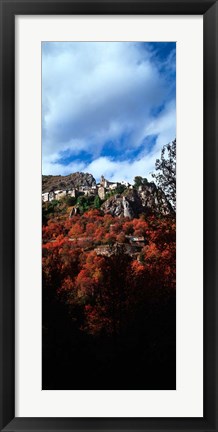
0,1 -> 217,431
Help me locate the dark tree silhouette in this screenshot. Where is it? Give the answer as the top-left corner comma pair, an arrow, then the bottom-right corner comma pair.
134,176 -> 148,188
152,139 -> 176,211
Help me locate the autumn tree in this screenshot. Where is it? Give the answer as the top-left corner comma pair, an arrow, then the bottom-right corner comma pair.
42,207 -> 176,341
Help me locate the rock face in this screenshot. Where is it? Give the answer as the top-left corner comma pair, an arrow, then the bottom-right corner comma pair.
101,194 -> 125,217
101,182 -> 173,218
42,172 -> 96,193
42,171 -> 174,218
123,196 -> 135,218
139,182 -> 173,216
95,243 -> 137,258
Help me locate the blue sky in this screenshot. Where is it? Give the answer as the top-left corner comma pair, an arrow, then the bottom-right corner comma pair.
42,42 -> 176,182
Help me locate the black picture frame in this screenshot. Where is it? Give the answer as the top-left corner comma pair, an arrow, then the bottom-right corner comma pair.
0,0 -> 217,431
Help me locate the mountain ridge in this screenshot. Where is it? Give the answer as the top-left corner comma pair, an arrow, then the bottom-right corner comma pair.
42,172 -> 96,193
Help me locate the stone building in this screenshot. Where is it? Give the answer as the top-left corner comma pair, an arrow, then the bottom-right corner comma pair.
121,180 -> 129,187
55,190 -> 67,200
42,192 -> 49,203
100,175 -> 109,188
68,189 -> 77,198
109,182 -> 119,190
48,191 -> 56,201
98,186 -> 106,200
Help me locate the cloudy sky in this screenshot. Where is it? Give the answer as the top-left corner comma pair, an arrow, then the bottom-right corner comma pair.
42,41 -> 176,183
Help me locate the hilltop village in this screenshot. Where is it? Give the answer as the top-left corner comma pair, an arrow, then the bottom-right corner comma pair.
42,175 -> 132,203
42,172 -> 175,260
42,171 -> 174,220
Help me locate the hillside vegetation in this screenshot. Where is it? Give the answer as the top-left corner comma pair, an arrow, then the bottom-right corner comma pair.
42,140 -> 176,390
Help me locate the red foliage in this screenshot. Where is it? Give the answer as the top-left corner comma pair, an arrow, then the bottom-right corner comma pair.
42,209 -> 176,336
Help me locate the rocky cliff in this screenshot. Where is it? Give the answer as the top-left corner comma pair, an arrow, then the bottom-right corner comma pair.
101,182 -> 173,218
42,172 -> 96,193
42,172 -> 174,218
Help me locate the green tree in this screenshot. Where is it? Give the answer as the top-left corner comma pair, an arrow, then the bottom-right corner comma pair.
115,184 -> 125,194
134,176 -> 148,188
65,196 -> 76,206
94,195 -> 101,209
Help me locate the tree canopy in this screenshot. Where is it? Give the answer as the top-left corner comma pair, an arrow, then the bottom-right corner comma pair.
152,139 -> 176,211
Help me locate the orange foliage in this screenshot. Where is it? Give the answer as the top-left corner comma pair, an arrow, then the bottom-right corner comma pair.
42,209 -> 176,336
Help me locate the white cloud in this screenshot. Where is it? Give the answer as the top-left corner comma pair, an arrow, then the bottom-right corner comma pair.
42,160 -> 86,176
42,42 -> 176,178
